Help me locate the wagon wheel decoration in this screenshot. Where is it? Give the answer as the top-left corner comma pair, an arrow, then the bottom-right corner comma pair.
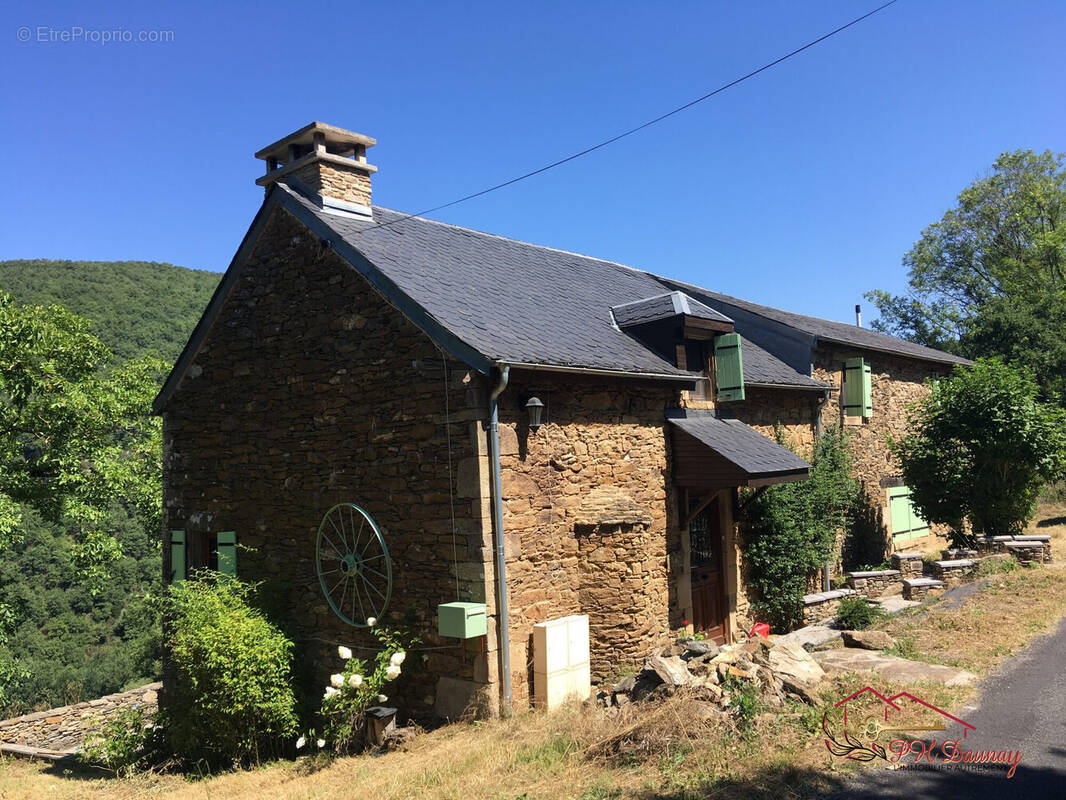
316,503 -> 392,627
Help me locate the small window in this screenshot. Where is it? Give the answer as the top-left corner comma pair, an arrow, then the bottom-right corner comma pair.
183,531 -> 238,577
888,487 -> 929,541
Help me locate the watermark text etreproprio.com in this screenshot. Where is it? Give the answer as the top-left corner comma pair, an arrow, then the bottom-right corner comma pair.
16,26 -> 175,44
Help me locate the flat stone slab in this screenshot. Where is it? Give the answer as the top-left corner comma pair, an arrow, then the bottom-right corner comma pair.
812,649 -> 977,686
990,535 -> 1049,542
802,588 -> 856,605
872,595 -> 922,614
846,569 -> 901,578
0,742 -> 76,762
892,551 -> 924,560
1003,541 -> 1044,549
777,624 -> 843,650
903,578 -> 944,588
933,559 -> 975,569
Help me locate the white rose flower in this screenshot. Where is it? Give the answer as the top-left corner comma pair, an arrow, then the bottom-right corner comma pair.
390,651 -> 406,666
295,736 -> 306,749
366,616 -> 377,627
316,739 -> 326,749
348,674 -> 363,688
337,645 -> 353,660
386,664 -> 401,680
330,673 -> 344,688
324,686 -> 340,699
377,694 -> 387,703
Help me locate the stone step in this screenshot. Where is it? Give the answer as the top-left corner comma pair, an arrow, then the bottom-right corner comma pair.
984,539 -> 1053,546
933,559 -> 975,569
902,576 -> 944,601
802,588 -> 855,605
846,569 -> 901,579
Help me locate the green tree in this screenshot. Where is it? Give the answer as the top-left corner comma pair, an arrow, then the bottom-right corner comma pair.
893,359 -> 1066,536
741,427 -> 860,631
0,293 -> 164,579
867,150 -> 1066,396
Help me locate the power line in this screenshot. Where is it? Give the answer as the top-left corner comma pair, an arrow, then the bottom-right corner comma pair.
355,0 -> 899,235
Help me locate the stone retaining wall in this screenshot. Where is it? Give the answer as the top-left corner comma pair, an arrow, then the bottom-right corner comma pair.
0,683 -> 160,751
801,588 -> 856,624
890,552 -> 924,577
930,559 -> 977,587
845,569 -> 902,597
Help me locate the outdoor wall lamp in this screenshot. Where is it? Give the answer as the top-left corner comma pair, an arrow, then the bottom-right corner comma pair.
525,396 -> 545,432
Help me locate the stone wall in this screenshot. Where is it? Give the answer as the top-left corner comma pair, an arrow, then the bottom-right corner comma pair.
494,373 -> 682,699
813,345 -> 951,559
0,683 -> 160,752
162,207 -> 495,713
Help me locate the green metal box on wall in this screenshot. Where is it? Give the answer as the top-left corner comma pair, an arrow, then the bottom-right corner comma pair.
437,602 -> 487,639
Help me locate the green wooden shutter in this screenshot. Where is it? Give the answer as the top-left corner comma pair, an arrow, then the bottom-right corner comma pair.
170,530 -> 186,583
714,333 -> 745,402
844,357 -> 873,417
888,487 -> 929,541
217,531 -> 237,577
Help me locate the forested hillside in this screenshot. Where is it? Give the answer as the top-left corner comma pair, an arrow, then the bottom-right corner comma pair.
0,260 -> 219,362
0,261 -> 215,716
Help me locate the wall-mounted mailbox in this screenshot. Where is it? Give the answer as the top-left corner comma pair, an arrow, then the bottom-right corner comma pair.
437,602 -> 487,639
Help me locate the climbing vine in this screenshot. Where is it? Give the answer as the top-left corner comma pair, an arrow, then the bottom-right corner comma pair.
740,426 -> 860,631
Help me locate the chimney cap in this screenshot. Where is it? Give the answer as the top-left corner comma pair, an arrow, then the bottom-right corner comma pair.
255,121 -> 376,161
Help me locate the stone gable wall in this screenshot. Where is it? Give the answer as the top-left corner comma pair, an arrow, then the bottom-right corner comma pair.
162,207 -> 494,713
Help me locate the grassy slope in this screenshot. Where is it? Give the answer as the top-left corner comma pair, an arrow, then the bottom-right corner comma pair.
0,259 -> 219,363
6,505 -> 1066,799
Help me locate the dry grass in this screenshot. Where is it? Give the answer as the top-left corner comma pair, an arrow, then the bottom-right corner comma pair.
6,503 -> 1066,799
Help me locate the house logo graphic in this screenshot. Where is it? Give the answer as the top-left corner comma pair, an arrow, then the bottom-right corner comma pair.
823,685 -> 1022,778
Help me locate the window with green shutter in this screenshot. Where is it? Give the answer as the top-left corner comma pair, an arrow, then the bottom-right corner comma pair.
217,531 -> 237,577
888,487 -> 930,542
714,333 -> 745,402
170,530 -> 186,583
844,357 -> 873,417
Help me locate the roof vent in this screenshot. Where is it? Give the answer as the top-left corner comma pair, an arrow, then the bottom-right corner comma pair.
255,122 -> 377,216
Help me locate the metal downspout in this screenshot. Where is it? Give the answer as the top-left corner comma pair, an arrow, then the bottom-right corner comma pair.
488,364 -> 511,714
816,388 -> 832,591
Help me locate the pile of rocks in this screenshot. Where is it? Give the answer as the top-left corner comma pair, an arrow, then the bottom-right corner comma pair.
598,634 -> 826,713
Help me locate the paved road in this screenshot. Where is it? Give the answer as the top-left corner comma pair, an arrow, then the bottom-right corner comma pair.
829,615 -> 1066,799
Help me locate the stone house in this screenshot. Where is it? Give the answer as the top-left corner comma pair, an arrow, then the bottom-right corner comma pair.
155,122 -> 967,715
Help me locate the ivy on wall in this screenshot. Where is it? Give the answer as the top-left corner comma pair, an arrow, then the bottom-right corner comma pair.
740,427 -> 860,632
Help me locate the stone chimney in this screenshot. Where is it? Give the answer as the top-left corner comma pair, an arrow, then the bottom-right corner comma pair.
255,122 -> 377,215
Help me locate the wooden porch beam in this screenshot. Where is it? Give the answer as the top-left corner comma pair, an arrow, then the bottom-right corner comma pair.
681,491 -> 719,529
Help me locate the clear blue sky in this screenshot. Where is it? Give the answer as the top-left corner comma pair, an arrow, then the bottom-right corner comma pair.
3,0 -> 1063,325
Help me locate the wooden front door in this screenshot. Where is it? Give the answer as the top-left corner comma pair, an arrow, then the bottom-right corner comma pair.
689,497 -> 726,644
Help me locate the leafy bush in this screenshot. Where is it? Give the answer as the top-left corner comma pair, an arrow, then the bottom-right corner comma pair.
741,427 -> 861,631
894,359 -> 1066,536
164,576 -> 298,766
314,624 -> 418,755
722,675 -> 759,729
79,705 -> 155,776
835,596 -> 887,630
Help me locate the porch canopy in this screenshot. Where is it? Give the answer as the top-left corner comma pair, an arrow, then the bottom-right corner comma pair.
667,409 -> 809,490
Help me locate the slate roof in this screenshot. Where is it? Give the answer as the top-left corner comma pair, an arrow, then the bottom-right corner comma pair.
666,409 -> 810,476
661,279 -> 971,367
279,185 -> 822,388
739,336 -> 826,390
611,291 -> 732,328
